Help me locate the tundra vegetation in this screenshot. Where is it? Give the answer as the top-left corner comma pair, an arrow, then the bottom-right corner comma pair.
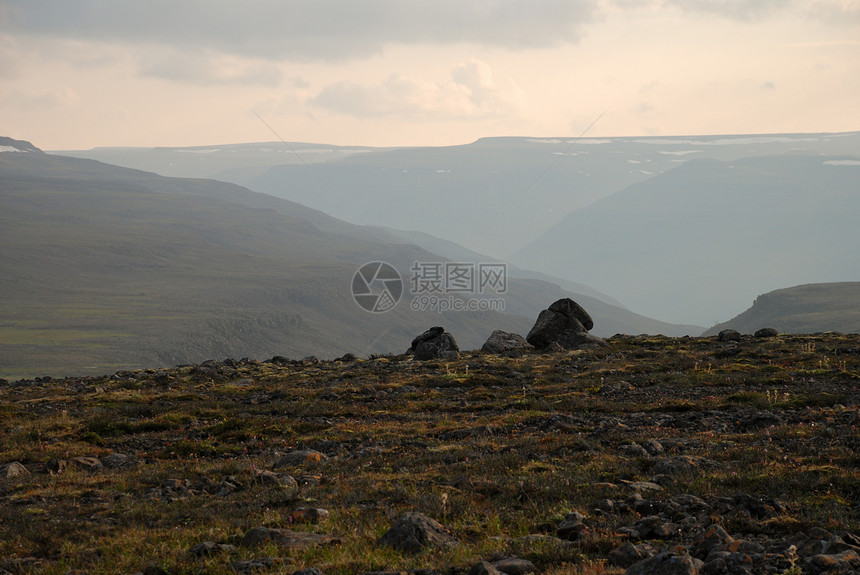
1,333 -> 859,574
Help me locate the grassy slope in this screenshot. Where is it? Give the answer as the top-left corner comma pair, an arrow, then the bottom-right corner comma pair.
1,334 -> 858,574
704,282 -> 860,335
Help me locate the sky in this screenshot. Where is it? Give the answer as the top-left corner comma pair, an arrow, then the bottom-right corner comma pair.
1,0 -> 859,150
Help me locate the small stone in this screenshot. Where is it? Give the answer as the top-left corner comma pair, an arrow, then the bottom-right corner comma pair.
378,512 -> 456,554
70,457 -> 102,471
642,440 -> 664,455
805,549 -> 860,573
609,542 -> 657,568
625,552 -> 699,575
557,510 -> 588,540
289,508 -> 330,524
273,450 -> 328,467
0,461 -> 29,478
492,557 -> 536,575
241,527 -> 341,549
190,541 -> 238,557
692,524 -> 734,558
469,561 -> 502,575
229,558 -> 278,573
100,453 -> 139,469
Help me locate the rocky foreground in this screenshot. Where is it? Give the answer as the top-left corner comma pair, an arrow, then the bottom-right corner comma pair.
1,333 -> 860,575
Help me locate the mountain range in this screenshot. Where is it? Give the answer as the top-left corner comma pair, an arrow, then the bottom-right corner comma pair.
58,132 -> 860,326
1,139 -> 696,379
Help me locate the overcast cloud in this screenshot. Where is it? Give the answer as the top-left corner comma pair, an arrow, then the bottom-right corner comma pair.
1,0 -> 599,61
0,0 -> 857,148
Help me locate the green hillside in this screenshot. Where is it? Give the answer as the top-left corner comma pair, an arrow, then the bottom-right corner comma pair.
704,282 -> 860,335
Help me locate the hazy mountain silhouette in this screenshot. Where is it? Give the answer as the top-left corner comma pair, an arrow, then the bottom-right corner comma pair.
1,142 -> 697,379
704,283 -> 860,335
57,132 -> 860,259
512,154 -> 860,326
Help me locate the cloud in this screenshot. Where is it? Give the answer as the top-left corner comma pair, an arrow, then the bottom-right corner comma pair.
1,86 -> 78,109
139,49 -> 284,86
0,0 -> 599,62
311,59 -> 525,120
662,0 -> 801,21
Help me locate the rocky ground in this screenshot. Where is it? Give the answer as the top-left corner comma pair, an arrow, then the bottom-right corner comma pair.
1,332 -> 859,574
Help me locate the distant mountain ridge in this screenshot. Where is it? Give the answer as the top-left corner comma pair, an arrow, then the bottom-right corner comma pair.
704,283 -> 860,335
57,132 -> 860,258
1,141 -> 698,379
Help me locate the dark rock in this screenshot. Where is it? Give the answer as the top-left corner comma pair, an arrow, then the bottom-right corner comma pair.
415,334 -> 459,360
70,457 -> 102,471
691,524 -> 735,558
599,381 -> 636,395
335,353 -> 357,362
100,453 -> 139,469
527,299 -> 600,350
642,440 -> 664,456
609,542 -> 657,567
469,561 -> 502,575
548,298 -> 594,331
491,557 -> 536,575
625,552 -> 700,575
717,329 -> 741,342
293,569 -> 324,575
481,330 -> 532,356
255,469 -> 298,488
556,510 -> 588,540
407,327 -> 459,360
754,328 -> 779,338
229,558 -> 278,573
241,527 -> 341,549
190,541 -> 238,557
805,549 -> 860,573
556,329 -> 608,349
630,515 -> 679,540
378,512 -> 456,554
526,309 -> 584,349
46,458 -> 69,474
410,327 -> 445,348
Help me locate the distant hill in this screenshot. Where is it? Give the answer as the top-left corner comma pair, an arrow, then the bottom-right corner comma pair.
511,154 -> 860,326
1,142 -> 697,379
704,283 -> 860,335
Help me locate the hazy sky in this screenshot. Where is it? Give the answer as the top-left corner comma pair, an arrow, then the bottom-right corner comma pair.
1,0 -> 858,149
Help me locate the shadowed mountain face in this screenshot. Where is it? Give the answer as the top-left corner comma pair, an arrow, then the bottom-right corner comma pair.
511,155 -> 860,326
1,144 -> 697,379
704,282 -> 860,336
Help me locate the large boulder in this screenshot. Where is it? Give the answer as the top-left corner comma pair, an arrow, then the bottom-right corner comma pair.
408,327 -> 459,360
549,298 -> 594,331
481,330 -> 532,356
526,299 -> 604,350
